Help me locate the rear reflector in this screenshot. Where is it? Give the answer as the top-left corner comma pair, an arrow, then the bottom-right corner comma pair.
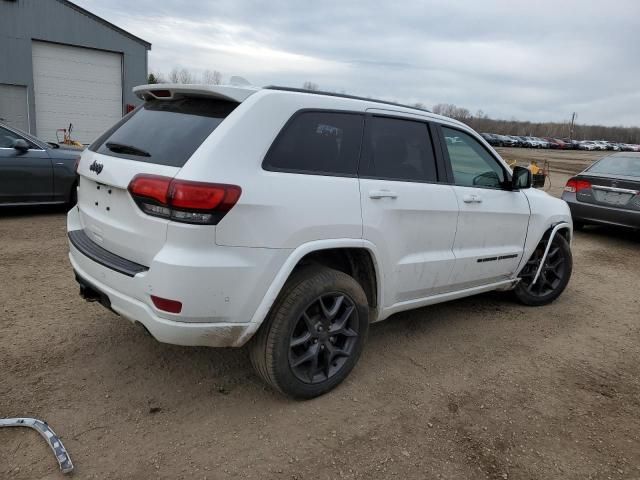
150,295 -> 182,314
564,178 -> 591,193
128,174 -> 241,225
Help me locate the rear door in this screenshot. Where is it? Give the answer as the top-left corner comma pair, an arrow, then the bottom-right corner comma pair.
359,113 -> 458,307
0,126 -> 52,204
76,96 -> 238,266
438,125 -> 530,288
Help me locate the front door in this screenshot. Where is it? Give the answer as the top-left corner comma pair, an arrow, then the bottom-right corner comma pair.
0,126 -> 52,204
359,114 -> 459,308
439,125 -> 530,288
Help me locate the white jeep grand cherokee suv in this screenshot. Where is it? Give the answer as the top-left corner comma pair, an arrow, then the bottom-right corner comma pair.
68,84 -> 573,398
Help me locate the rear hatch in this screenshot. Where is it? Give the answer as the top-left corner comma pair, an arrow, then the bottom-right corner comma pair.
76,90 -> 242,266
572,155 -> 640,212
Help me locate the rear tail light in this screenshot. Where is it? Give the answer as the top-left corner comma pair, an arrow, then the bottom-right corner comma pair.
150,295 -> 182,314
564,178 -> 591,193
128,174 -> 241,225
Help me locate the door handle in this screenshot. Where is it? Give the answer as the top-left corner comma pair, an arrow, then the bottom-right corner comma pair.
369,190 -> 398,199
463,194 -> 482,203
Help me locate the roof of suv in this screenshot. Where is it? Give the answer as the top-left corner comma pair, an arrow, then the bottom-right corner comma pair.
132,83 -> 469,131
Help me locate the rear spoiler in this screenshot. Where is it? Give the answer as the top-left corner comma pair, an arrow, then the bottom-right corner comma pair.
133,83 -> 260,103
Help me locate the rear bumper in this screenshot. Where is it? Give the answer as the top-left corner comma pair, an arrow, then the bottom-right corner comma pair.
70,253 -> 257,347
562,193 -> 640,229
67,206 -> 290,347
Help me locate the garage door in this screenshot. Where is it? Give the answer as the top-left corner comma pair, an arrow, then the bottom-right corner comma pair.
0,84 -> 29,132
32,41 -> 123,144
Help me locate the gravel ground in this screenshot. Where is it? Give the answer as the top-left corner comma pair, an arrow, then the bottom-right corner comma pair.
1,152 -> 639,479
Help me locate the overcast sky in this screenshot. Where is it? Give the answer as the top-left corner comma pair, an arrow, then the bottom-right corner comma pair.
74,0 -> 640,127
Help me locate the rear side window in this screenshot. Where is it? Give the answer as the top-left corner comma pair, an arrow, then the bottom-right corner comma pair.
361,116 -> 438,182
263,111 -> 364,176
90,97 -> 237,167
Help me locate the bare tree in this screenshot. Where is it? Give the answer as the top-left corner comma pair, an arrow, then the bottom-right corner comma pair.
147,71 -> 165,84
168,67 -> 197,84
302,81 -> 319,91
179,68 -> 196,84
413,102 -> 426,110
168,68 -> 180,83
433,103 -> 471,122
203,70 -> 223,85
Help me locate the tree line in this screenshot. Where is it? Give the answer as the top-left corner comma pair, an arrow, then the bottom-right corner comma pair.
148,68 -> 223,85
431,104 -> 640,144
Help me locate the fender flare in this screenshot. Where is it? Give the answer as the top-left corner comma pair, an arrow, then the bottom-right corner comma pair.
530,222 -> 571,285
234,239 -> 383,346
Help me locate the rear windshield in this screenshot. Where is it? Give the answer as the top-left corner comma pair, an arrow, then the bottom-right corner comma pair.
89,97 -> 237,167
589,156 -> 640,177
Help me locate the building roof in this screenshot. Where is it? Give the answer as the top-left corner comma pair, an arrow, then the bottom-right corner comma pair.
57,0 -> 151,49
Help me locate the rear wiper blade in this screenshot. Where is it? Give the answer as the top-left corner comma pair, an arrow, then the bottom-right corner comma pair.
105,142 -> 151,157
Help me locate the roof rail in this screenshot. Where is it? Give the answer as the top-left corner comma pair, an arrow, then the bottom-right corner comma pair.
264,86 -> 431,113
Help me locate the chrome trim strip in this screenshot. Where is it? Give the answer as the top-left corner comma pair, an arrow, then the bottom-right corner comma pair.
591,185 -> 638,195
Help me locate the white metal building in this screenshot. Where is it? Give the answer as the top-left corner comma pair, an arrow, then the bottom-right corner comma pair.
0,0 -> 150,144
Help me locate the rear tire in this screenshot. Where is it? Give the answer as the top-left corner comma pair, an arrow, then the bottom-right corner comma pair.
514,234 -> 572,306
250,265 -> 369,399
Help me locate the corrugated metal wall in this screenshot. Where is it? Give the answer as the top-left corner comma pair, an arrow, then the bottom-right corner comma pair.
0,0 -> 149,136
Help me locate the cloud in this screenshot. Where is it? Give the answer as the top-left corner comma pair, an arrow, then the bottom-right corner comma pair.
74,0 -> 640,126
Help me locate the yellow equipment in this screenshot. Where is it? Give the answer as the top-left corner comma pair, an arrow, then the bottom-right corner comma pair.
56,123 -> 83,148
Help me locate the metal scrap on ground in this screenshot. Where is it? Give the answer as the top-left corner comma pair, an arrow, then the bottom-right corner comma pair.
0,417 -> 74,474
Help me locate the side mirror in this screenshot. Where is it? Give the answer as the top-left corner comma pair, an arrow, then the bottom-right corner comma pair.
512,165 -> 532,190
12,138 -> 30,152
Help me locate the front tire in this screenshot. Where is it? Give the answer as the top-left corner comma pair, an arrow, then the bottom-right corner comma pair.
250,266 -> 369,399
514,234 -> 572,306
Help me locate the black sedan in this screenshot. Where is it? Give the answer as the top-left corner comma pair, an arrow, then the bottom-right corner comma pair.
562,152 -> 640,230
0,123 -> 81,206
480,133 -> 503,146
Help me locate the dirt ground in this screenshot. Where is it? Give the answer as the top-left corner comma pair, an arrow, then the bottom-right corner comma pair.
2,149 -> 639,479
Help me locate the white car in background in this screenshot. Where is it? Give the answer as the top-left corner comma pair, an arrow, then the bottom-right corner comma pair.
67,84 -> 573,398
579,141 -> 598,151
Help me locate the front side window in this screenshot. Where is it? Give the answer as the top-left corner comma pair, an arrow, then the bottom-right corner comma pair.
264,111 -> 364,176
361,116 -> 438,182
0,127 -> 23,148
442,127 -> 506,188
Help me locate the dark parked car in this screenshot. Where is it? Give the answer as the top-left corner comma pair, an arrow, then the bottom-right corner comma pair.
0,123 -> 80,206
562,152 -> 640,230
506,135 -> 524,147
495,134 -> 518,147
480,132 -> 503,146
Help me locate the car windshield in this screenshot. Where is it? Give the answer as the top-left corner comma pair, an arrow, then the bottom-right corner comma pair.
90,97 -> 238,167
589,156 -> 640,177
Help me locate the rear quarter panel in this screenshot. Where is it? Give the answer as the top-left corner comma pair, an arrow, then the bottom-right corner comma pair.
51,149 -> 80,201
176,91 -> 364,248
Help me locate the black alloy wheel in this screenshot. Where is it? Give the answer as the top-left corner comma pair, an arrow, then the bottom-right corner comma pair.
288,293 -> 360,384
514,234 -> 572,306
